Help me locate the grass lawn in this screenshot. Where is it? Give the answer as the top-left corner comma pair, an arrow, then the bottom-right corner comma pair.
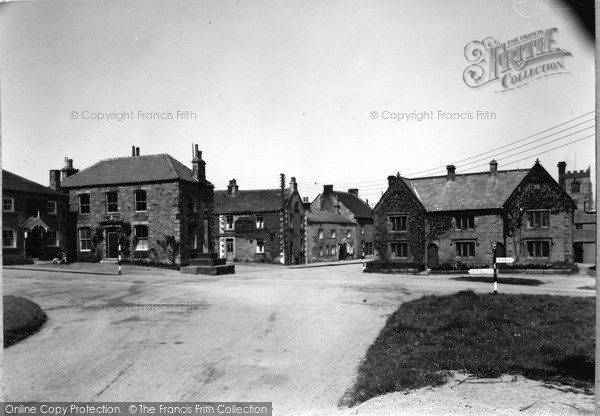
4,295 -> 47,347
345,290 -> 594,406
450,275 -> 544,286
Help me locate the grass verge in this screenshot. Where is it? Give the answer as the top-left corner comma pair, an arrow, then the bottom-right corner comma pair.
4,295 -> 48,347
450,275 -> 544,286
345,290 -> 594,406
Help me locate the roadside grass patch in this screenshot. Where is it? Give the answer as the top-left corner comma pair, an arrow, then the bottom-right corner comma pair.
345,290 -> 594,406
450,275 -> 544,286
3,295 -> 47,347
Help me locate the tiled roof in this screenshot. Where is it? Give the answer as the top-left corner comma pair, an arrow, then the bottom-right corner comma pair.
3,170 -> 67,197
332,192 -> 373,218
60,154 -> 209,187
405,169 -> 529,211
307,211 -> 356,225
214,189 -> 291,214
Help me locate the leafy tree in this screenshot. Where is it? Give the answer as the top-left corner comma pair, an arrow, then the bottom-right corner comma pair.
156,235 -> 181,268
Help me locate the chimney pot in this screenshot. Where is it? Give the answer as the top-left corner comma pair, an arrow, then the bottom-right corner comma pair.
558,161 -> 566,188
447,165 -> 456,182
136,147 -> 140,156
132,146 -> 136,156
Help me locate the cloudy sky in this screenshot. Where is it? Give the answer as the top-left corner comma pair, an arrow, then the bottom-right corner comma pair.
0,0 -> 595,203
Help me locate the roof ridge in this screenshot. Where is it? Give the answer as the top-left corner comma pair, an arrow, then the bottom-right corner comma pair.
408,168 -> 530,181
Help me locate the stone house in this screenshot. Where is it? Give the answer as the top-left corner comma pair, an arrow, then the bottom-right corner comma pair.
306,211 -> 356,262
58,145 -> 214,264
373,160 -> 576,268
2,170 -> 70,262
310,185 -> 375,258
212,178 -> 305,264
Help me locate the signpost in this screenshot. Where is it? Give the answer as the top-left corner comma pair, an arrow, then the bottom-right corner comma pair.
468,268 -> 494,275
492,243 -> 497,295
496,257 -> 515,264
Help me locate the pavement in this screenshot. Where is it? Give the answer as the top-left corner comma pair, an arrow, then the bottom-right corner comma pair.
2,262 -> 595,415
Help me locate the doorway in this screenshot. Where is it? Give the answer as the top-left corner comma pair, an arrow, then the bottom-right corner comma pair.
226,238 -> 234,261
107,231 -> 119,258
427,244 -> 438,269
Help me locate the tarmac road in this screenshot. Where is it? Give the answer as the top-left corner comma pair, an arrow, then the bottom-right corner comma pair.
2,263 -> 595,415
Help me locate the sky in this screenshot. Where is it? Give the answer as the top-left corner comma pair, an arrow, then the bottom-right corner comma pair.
0,0 -> 595,205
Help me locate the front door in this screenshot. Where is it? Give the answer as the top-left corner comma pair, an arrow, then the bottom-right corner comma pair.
107,231 -> 119,258
225,238 -> 234,260
427,244 -> 438,269
25,227 -> 44,258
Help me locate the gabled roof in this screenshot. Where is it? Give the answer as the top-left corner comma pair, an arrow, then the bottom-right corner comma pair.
405,169 -> 529,211
307,211 -> 356,225
60,154 -> 210,188
21,216 -> 50,231
3,170 -> 67,197
214,189 -> 291,214
332,192 -> 373,218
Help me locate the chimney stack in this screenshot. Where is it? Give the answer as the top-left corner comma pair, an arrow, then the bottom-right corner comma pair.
227,179 -> 239,196
323,185 -> 333,194
290,177 -> 298,193
387,175 -> 396,187
132,146 -> 136,156
61,157 -> 78,180
303,197 -> 308,203
136,147 -> 140,156
446,165 -> 456,182
558,161 -> 566,189
348,188 -> 358,196
489,160 -> 498,178
49,170 -> 61,190
192,144 -> 206,181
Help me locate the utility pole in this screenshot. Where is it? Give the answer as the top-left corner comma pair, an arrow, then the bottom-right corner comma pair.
281,173 -> 287,265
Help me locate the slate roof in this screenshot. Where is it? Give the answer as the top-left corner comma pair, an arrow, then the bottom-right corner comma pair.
405,169 -> 529,211
3,170 -> 67,197
307,211 -> 356,225
60,154 -> 209,188
214,189 -> 291,214
331,192 -> 373,218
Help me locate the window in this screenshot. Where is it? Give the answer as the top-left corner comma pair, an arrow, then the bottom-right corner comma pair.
188,225 -> 197,249
329,245 -> 337,255
3,197 -> 14,212
79,228 -> 92,251
187,196 -> 198,213
47,201 -> 57,215
390,242 -> 408,258
47,230 -> 59,247
361,227 -> 365,235
134,225 -> 149,251
226,215 -> 234,230
455,241 -> 475,257
79,194 -> 90,214
576,224 -> 583,229
331,229 -> 336,238
3,229 -> 16,248
256,239 -> 265,254
390,215 -> 407,231
319,245 -> 324,256
318,229 -> 323,239
571,182 -> 580,193
527,240 -> 550,258
256,215 -> 264,229
106,192 -> 118,213
527,210 -> 549,228
456,215 -> 475,230
135,190 -> 147,212
346,229 -> 351,238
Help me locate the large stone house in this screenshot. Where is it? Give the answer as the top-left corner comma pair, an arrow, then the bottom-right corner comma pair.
373,160 -> 576,268
306,211 -> 357,262
310,185 -> 375,258
58,145 -> 214,264
212,177 -> 305,264
2,170 -> 70,263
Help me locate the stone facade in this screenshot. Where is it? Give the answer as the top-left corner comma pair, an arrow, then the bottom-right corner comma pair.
374,160 -> 576,268
2,170 -> 70,262
213,178 -> 306,264
59,146 -> 214,265
306,212 -> 356,262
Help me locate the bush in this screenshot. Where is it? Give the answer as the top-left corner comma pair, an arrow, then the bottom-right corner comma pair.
4,295 -> 47,347
2,256 -> 35,266
365,262 -> 425,272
